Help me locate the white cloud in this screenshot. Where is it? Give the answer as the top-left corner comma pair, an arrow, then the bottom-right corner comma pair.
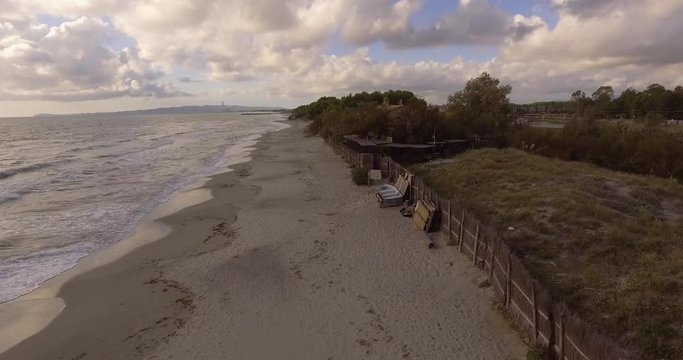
92,0 -> 545,94
105,0 -> 336,82
263,48 -> 484,103
550,0 -> 638,18
0,16 -> 184,101
340,0 -> 544,48
504,1 -> 683,69
0,0 -> 546,106
486,0 -> 683,102
1,0 -> 683,114
339,0 -> 421,46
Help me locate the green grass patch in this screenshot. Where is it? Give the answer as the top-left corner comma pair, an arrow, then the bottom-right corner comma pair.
413,148 -> 683,358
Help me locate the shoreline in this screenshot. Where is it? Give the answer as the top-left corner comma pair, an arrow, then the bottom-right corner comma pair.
0,123 -> 277,356
1,158 -> 260,359
2,121 -> 527,359
0,114 -> 287,306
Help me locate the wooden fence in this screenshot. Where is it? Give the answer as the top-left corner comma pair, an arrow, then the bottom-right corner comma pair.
331,141 -> 635,360
329,141 -> 363,168
329,140 -> 376,169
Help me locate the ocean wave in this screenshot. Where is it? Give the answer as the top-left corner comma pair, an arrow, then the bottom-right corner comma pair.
0,241 -> 91,303
94,154 -> 119,159
0,162 -> 55,180
0,113 -> 287,304
0,190 -> 31,205
69,143 -> 118,152
92,138 -> 175,160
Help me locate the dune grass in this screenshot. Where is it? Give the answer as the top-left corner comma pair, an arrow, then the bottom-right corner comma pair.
412,148 -> 683,359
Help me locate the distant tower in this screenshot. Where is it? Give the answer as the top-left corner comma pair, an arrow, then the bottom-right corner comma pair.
221,101 -> 226,112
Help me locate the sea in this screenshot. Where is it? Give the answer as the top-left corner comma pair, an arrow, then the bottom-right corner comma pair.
0,112 -> 288,303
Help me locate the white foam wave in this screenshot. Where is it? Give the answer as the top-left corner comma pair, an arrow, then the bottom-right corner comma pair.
0,114 -> 289,304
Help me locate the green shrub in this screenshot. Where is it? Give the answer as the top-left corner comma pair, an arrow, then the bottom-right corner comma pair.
351,166 -> 368,185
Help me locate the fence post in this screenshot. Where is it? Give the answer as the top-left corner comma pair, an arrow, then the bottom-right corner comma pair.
410,177 -> 413,202
532,280 -> 538,342
410,179 -> 415,203
447,201 -> 452,244
458,210 -> 465,251
472,222 -> 480,266
489,237 -> 496,280
548,304 -> 556,355
559,313 -> 566,360
505,252 -> 512,310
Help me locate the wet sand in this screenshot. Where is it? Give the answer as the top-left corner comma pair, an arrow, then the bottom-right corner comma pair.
1,121 -> 527,359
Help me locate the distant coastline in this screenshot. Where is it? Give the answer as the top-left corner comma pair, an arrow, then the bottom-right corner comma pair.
33,105 -> 288,118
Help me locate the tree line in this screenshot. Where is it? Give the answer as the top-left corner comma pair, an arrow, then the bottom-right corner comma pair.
292,90 -> 443,144
509,119 -> 683,181
514,84 -> 683,120
292,74 -> 683,182
292,74 -> 513,144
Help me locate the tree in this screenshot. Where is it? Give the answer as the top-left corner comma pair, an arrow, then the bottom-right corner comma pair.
666,86 -> 683,114
616,87 -> 639,119
384,90 -> 417,105
641,83 -> 668,114
591,86 -> 615,116
570,90 -> 592,115
446,72 -> 512,138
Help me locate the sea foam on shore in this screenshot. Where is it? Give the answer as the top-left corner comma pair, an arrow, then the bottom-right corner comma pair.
0,113 -> 287,303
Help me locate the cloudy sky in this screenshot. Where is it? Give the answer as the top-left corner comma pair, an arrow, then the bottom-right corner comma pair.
1,0 -> 682,116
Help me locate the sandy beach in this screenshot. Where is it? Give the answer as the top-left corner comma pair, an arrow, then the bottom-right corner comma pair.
1,121 -> 526,360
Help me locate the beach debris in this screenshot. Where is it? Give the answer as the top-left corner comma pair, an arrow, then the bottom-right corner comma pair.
426,235 -> 436,249
368,169 -> 382,185
413,200 -> 436,232
400,200 -> 414,217
374,172 -> 412,207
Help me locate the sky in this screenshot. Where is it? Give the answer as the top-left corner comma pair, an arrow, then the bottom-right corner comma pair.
1,0 -> 683,117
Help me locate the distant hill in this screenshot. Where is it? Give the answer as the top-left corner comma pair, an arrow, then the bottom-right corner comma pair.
34,105 -> 287,117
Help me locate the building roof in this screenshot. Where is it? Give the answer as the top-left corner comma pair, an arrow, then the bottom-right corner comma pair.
382,143 -> 434,149
427,139 -> 468,145
343,134 -> 464,150
381,105 -> 405,112
343,135 -> 377,147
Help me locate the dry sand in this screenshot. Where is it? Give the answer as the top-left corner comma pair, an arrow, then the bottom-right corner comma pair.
1,121 -> 527,360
